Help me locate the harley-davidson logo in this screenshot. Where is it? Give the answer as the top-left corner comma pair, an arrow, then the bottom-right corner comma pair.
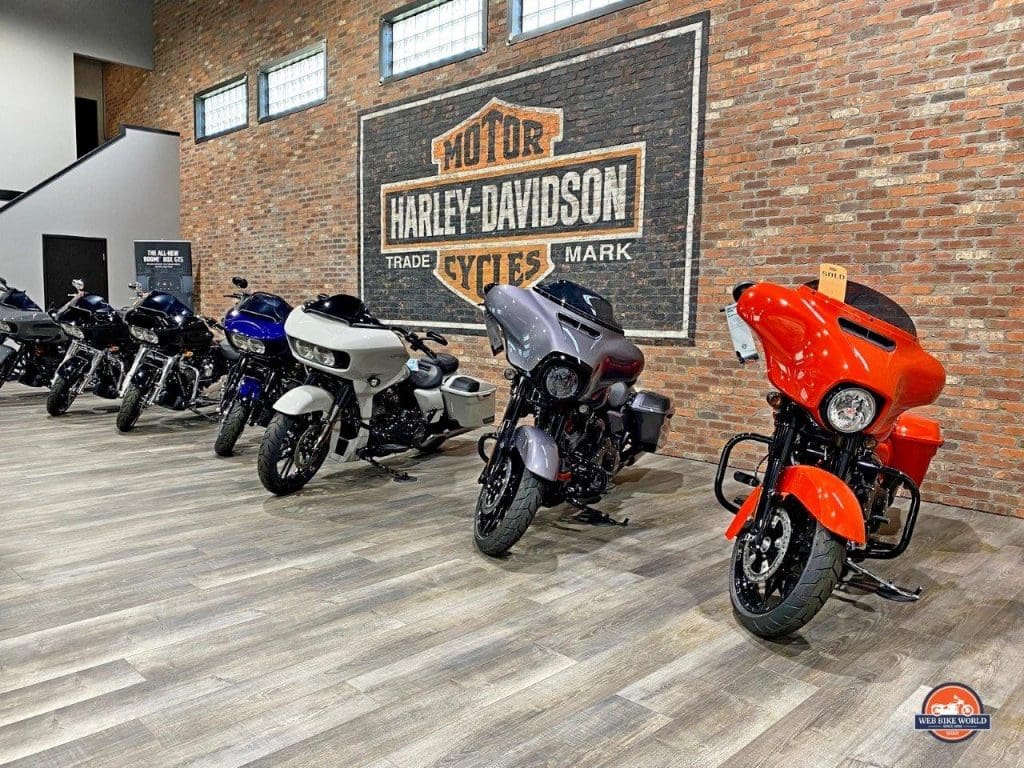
380,98 -> 645,306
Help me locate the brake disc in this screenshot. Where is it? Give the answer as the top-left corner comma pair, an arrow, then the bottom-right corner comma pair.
742,507 -> 793,583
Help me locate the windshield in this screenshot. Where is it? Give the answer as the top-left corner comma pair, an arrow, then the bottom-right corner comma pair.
238,292 -> 292,323
534,280 -> 623,333
305,294 -> 374,324
138,291 -> 193,318
805,279 -> 917,337
0,289 -> 42,311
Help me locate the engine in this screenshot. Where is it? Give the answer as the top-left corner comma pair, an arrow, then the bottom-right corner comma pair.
370,389 -> 428,449
561,412 -> 623,505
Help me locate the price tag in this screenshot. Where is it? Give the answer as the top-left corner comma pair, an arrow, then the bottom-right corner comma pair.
725,304 -> 758,363
818,263 -> 848,302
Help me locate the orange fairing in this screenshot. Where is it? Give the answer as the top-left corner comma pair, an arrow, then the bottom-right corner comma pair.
725,466 -> 867,544
736,283 -> 945,438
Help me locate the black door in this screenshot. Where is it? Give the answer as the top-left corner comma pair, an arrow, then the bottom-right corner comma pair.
42,235 -> 108,309
75,97 -> 100,156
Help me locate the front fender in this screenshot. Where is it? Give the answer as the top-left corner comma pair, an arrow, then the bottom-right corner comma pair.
273,384 -> 332,416
513,425 -> 560,482
724,465 -> 866,544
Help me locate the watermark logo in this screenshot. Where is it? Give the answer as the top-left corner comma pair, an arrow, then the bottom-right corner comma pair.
914,682 -> 991,743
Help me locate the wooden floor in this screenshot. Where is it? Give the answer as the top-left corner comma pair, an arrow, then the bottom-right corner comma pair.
1,383 -> 1022,767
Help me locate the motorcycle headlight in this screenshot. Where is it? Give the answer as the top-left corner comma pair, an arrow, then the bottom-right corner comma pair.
232,333 -> 265,355
292,338 -> 335,367
61,323 -> 85,339
129,326 -> 159,344
824,387 -> 878,433
542,363 -> 582,400
0,321 -> 11,333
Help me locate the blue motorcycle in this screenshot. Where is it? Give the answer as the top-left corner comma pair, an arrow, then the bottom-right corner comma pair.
215,277 -> 304,456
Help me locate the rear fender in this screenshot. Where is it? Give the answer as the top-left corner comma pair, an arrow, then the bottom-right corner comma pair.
273,384 -> 332,416
724,465 -> 866,544
513,425 -> 560,482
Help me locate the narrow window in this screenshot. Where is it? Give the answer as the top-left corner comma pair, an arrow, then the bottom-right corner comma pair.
510,0 -> 647,42
258,41 -> 328,121
381,0 -> 487,81
194,76 -> 248,141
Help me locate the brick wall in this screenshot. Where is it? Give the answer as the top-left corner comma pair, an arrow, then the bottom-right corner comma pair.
104,0 -> 1024,518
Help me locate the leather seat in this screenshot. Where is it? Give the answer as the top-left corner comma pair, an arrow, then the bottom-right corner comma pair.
219,338 -> 241,362
409,359 -> 443,389
433,353 -> 458,374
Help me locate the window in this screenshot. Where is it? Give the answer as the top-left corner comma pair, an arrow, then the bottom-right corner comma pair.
510,0 -> 647,41
194,76 -> 247,141
258,42 -> 328,121
381,0 -> 487,81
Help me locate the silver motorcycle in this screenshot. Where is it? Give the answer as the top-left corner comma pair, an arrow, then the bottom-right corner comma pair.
475,280 -> 674,556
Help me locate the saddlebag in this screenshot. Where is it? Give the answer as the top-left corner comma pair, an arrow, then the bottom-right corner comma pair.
441,376 -> 496,428
624,391 -> 674,453
886,412 -> 943,487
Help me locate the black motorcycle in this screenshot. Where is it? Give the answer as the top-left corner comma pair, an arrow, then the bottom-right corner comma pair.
475,280 -> 674,555
213,277 -> 304,456
0,277 -> 67,393
47,279 -> 138,416
116,283 -> 234,432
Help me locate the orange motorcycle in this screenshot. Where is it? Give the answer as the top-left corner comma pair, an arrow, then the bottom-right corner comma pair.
715,275 -> 946,638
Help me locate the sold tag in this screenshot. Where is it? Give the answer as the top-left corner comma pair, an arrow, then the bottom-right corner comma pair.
725,304 -> 758,363
818,263 -> 848,302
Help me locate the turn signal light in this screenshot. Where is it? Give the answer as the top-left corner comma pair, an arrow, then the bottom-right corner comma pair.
766,391 -> 784,409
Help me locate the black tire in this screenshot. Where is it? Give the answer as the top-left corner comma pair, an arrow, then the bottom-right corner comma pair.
729,504 -> 844,639
214,399 -> 251,457
474,453 -> 545,556
116,384 -> 145,432
46,375 -> 79,416
257,413 -> 330,495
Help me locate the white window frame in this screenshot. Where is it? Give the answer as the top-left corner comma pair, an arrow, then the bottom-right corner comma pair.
194,75 -> 248,142
380,0 -> 488,83
508,0 -> 648,43
258,40 -> 329,122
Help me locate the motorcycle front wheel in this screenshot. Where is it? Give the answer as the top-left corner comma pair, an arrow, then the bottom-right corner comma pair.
214,399 -> 252,457
474,452 -> 544,557
46,374 -> 80,416
729,500 -> 844,639
257,412 -> 330,495
116,384 -> 146,432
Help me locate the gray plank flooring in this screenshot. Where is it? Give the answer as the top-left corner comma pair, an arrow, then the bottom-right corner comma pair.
0,383 -> 1022,767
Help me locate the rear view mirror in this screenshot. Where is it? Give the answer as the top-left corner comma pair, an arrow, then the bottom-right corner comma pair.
232,276 -> 249,290
732,282 -> 755,302
72,278 -> 85,292
0,277 -> 7,288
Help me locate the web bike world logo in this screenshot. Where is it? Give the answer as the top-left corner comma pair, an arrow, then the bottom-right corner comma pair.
914,682 -> 991,742
380,98 -> 645,306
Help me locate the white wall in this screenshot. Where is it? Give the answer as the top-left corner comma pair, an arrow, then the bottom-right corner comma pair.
0,128 -> 180,308
0,0 -> 154,194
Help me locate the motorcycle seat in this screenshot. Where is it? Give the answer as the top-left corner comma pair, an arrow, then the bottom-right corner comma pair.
432,353 -> 459,374
410,359 -> 444,389
219,338 -> 241,362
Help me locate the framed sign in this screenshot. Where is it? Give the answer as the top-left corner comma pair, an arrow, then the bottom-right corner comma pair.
133,240 -> 193,309
359,12 -> 709,342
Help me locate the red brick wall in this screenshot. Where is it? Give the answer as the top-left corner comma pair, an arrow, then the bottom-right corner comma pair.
104,0 -> 1024,518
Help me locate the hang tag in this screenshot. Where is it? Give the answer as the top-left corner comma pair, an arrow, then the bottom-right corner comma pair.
725,304 -> 758,363
818,263 -> 848,302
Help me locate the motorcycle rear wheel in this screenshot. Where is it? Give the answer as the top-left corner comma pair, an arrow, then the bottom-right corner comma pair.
474,453 -> 544,557
214,399 -> 251,457
46,375 -> 79,416
116,384 -> 145,432
258,413 -> 330,495
729,502 -> 844,639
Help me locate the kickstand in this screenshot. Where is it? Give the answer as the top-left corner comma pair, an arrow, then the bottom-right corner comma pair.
359,452 -> 416,483
569,503 -> 628,527
189,407 -> 218,421
844,560 -> 922,602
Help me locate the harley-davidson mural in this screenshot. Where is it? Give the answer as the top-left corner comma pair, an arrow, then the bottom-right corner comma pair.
359,13 -> 708,341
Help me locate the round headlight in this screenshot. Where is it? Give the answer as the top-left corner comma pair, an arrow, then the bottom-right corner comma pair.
543,364 -> 581,400
232,333 -> 265,355
825,387 -> 877,433
130,326 -> 158,344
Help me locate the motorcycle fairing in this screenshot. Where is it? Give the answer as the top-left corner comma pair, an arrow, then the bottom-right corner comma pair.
484,284 -> 644,399
725,465 -> 867,545
736,282 -> 944,437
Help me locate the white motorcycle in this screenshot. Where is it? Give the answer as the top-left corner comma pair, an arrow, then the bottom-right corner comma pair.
257,293 -> 496,495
